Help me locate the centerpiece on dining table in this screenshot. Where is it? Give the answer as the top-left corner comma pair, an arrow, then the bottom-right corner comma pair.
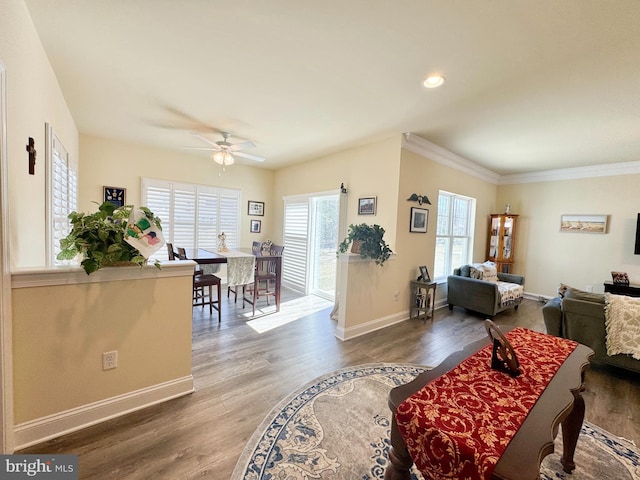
217,232 -> 229,252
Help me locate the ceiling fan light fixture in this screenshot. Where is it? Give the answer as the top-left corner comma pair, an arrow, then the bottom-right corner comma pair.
213,150 -> 235,166
423,74 -> 445,88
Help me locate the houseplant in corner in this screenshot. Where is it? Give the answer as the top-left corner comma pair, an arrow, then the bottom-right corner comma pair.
338,223 -> 392,265
57,201 -> 164,274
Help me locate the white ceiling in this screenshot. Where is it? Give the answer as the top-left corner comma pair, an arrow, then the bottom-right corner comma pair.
23,0 -> 640,174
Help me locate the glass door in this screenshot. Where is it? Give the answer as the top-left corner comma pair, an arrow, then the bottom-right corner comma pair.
309,195 -> 339,300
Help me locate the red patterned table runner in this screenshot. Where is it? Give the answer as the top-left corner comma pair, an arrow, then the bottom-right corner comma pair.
395,328 -> 578,479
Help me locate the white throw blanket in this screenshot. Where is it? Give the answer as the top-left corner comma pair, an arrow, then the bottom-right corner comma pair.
497,281 -> 524,307
604,293 -> 640,360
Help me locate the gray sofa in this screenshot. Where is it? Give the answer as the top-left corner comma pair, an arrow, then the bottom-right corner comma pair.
543,288 -> 640,373
447,264 -> 525,317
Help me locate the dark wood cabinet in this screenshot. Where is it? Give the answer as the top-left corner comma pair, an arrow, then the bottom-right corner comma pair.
603,281 -> 640,297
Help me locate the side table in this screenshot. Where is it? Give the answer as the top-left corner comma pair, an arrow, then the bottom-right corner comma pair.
410,280 -> 436,322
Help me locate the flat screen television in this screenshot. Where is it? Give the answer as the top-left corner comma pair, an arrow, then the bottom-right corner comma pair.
635,213 -> 640,255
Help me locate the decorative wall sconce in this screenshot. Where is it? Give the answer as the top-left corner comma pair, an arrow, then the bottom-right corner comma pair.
407,193 -> 431,205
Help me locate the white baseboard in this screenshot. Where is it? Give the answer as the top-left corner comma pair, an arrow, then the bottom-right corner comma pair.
335,310 -> 409,341
13,375 -> 194,451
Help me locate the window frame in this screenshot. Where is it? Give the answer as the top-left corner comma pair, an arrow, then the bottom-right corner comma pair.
434,190 -> 476,281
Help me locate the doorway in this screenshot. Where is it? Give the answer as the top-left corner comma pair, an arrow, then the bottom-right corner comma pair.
282,191 -> 344,301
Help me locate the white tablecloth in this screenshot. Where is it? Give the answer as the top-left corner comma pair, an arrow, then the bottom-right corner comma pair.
201,250 -> 255,287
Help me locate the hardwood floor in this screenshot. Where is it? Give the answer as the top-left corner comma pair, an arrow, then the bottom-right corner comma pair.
20,291 -> 640,479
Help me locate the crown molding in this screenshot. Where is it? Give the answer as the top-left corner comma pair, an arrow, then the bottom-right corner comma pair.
402,133 -> 640,185
498,160 -> 640,185
402,133 -> 500,184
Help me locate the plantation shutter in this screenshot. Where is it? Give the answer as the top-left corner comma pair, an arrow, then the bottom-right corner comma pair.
141,178 -> 240,260
282,200 -> 309,292
219,189 -> 240,250
49,128 -> 78,266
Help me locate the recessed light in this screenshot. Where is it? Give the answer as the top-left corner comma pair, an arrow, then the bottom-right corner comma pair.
423,74 -> 445,88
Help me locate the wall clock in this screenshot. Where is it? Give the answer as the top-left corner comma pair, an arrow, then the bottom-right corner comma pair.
103,186 -> 126,207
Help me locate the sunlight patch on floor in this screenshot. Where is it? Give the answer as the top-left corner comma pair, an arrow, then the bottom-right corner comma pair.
245,295 -> 334,333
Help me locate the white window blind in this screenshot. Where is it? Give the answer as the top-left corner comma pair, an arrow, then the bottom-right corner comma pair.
142,178 -> 240,260
282,200 -> 309,291
47,125 -> 78,266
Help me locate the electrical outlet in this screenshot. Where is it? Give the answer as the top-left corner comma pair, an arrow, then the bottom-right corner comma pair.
394,291 -> 400,301
103,351 -> 118,370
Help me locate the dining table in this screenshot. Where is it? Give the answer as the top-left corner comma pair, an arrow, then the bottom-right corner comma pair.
183,248 -> 282,311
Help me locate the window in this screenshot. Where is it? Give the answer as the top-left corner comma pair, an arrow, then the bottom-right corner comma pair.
434,191 -> 475,280
46,124 -> 78,266
142,178 -> 240,260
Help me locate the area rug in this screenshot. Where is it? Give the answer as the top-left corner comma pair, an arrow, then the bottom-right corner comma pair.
231,364 -> 640,480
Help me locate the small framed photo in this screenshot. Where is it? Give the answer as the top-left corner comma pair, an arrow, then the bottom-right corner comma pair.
248,200 -> 265,216
358,197 -> 377,215
250,219 -> 261,233
410,207 -> 428,233
418,265 -> 431,282
103,186 -> 126,207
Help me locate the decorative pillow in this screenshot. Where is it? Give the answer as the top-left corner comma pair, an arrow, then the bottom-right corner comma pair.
460,265 -> 472,278
469,266 -> 483,279
558,283 -> 570,298
481,261 -> 498,283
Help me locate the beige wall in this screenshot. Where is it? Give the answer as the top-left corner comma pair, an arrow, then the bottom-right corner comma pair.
273,136 -> 402,247
80,135 -> 275,249
1,0 -> 79,268
397,149 -> 498,304
497,174 -> 640,297
12,266 -> 194,426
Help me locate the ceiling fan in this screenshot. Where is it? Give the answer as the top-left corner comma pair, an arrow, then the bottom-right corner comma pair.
185,131 -> 266,166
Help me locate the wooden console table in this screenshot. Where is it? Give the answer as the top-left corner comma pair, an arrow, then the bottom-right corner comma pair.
604,281 -> 640,297
384,328 -> 594,480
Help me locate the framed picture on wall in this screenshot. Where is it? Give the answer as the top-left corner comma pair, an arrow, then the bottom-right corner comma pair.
358,197 -> 377,215
250,219 -> 261,233
410,207 -> 428,233
248,201 -> 265,216
103,186 -> 126,207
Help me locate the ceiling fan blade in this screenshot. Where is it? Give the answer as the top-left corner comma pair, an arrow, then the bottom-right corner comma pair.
191,132 -> 220,147
183,146 -> 218,151
234,151 -> 266,163
229,141 -> 256,152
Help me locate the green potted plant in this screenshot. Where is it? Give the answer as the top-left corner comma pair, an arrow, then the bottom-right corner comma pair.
338,223 -> 392,265
57,201 -> 163,275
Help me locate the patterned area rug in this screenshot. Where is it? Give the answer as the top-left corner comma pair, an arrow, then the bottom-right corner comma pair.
231,364 -> 640,480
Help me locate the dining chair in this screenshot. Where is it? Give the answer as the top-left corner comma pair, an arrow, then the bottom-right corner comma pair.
177,247 -> 221,321
192,270 -> 222,322
263,244 -> 284,299
242,255 -> 281,315
166,242 -> 176,260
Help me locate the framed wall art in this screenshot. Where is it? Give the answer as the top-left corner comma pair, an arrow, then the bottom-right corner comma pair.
358,197 -> 377,215
410,207 -> 428,233
103,186 -> 126,207
560,214 -> 608,234
248,201 -> 265,216
250,219 -> 262,233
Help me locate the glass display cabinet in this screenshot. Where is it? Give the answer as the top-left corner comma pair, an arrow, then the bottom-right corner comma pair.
487,214 -> 518,273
